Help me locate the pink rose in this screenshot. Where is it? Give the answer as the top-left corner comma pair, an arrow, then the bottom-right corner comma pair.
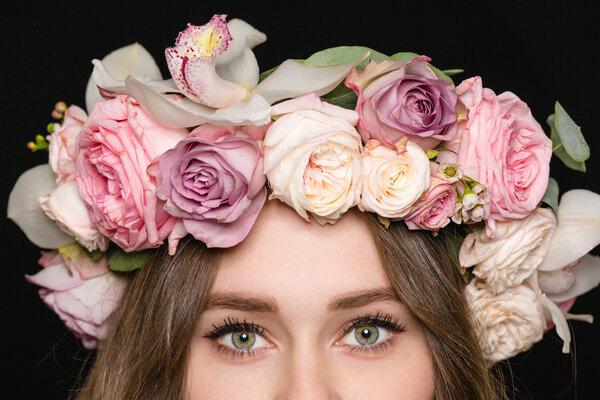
404,164 -> 457,232
48,105 -> 87,184
26,250 -> 125,349
438,77 -> 552,236
149,124 -> 267,252
76,95 -> 188,252
346,57 -> 457,150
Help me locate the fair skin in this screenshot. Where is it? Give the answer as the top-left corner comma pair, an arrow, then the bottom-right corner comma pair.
185,201 -> 435,399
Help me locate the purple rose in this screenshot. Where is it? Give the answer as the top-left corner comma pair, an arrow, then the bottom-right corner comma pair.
149,124 -> 267,252
346,56 -> 458,150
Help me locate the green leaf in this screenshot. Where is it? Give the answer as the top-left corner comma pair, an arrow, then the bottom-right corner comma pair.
389,51 -> 420,63
390,52 -> 453,83
320,82 -> 357,109
553,101 -> 590,162
547,114 -> 586,172
107,248 -> 154,272
89,249 -> 105,262
304,46 -> 390,70
541,177 -> 560,215
441,68 -> 464,76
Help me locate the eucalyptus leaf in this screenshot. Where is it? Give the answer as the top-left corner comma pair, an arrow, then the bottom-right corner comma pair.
442,68 -> 464,76
553,101 -> 590,162
304,46 -> 390,70
548,114 -> 586,172
107,248 -> 154,272
441,226 -> 465,269
541,177 -> 560,215
320,82 -> 357,109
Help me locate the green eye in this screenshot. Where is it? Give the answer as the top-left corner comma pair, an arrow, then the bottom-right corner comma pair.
231,331 -> 256,349
354,326 -> 379,345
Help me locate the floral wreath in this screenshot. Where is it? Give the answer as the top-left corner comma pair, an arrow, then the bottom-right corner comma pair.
8,14 -> 600,363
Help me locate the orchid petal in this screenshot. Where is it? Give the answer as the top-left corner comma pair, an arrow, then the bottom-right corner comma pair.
547,254 -> 600,302
253,55 -> 368,104
538,189 -> 600,271
182,55 -> 248,107
125,76 -> 272,128
528,273 -> 571,354
215,18 -> 267,90
7,164 -> 74,249
165,15 -> 249,108
85,43 -> 162,113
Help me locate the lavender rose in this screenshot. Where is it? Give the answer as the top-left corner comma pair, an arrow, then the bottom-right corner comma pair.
346,56 -> 457,150
149,124 -> 267,252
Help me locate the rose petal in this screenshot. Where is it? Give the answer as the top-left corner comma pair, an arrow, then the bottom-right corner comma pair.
183,187 -> 267,247
7,164 -> 75,249
25,263 -> 84,291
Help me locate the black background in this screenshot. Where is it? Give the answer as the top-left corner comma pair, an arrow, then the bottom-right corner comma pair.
2,1 -> 599,398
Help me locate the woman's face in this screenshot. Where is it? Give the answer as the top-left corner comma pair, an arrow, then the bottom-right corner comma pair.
185,201 -> 435,399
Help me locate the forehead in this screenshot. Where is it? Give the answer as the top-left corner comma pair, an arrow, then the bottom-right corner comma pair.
213,200 -> 389,306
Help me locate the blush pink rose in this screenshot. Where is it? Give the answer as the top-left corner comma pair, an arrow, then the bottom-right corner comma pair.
437,77 -> 552,236
346,57 -> 457,150
26,250 -> 125,349
404,164 -> 457,232
48,105 -> 87,184
149,124 -> 267,252
76,95 -> 188,252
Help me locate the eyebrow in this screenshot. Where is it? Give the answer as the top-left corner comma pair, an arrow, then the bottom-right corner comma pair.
204,288 -> 398,313
326,288 -> 399,312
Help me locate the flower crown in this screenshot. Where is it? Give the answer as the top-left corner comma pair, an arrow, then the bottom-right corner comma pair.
8,14 -> 600,362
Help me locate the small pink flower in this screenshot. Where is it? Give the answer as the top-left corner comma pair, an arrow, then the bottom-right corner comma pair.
404,165 -> 457,232
76,95 -> 188,252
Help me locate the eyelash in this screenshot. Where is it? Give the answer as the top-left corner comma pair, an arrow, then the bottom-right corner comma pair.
204,317 -> 268,360
341,312 -> 406,354
203,312 -> 405,360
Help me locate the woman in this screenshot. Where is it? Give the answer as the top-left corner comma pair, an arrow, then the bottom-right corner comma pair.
75,200 -> 503,399
6,4 -> 599,400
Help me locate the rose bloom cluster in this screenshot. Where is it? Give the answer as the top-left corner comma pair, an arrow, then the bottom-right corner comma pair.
9,15 -> 599,361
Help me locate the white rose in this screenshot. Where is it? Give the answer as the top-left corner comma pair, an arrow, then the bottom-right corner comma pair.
459,207 -> 556,295
39,181 -> 109,251
264,94 -> 362,224
359,140 -> 430,218
465,280 -> 546,363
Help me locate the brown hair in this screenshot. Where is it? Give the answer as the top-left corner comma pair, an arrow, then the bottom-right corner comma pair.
74,215 -> 505,400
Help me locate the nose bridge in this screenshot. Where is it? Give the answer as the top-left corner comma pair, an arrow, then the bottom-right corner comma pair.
279,338 -> 337,400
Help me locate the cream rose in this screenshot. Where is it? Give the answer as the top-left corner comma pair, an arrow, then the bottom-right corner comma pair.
264,94 -> 362,224
39,181 -> 109,251
459,207 -> 556,295
359,140 -> 430,218
465,280 -> 546,363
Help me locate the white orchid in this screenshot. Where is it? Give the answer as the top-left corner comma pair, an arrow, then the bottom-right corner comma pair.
86,15 -> 365,128
537,189 -> 600,301
7,164 -> 75,249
